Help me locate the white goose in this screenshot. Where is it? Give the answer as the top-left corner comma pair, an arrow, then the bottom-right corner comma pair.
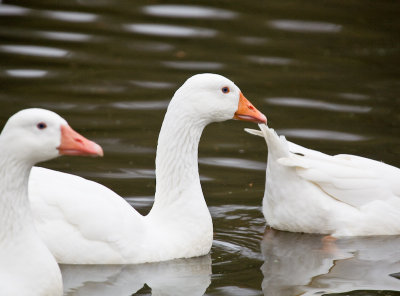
29,73 -> 267,264
0,108 -> 103,295
246,124 -> 400,236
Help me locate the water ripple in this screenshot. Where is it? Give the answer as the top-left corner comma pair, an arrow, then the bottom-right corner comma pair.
89,168 -> 155,180
97,138 -> 155,154
125,196 -> 154,210
130,80 -> 175,89
209,205 -> 261,219
269,19 -> 342,33
265,97 -> 371,113
0,45 -> 68,58
338,93 -> 370,101
279,129 -> 369,142
237,36 -> 268,45
37,31 -> 92,42
199,157 -> 266,171
5,69 -> 48,78
67,84 -> 126,94
124,23 -> 217,38
213,240 -> 242,252
162,61 -> 223,71
41,10 -> 98,22
247,55 -> 293,66
129,41 -> 174,52
0,4 -> 30,16
142,4 -> 237,20
211,205 -> 265,262
111,100 -> 169,110
38,102 -> 100,111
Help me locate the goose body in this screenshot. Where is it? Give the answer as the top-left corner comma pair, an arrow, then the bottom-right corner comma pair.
246,124 -> 400,236
0,109 -> 102,295
29,73 -> 267,264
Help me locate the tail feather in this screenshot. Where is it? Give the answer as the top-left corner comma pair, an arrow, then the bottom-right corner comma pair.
244,128 -> 263,137
245,124 -> 290,157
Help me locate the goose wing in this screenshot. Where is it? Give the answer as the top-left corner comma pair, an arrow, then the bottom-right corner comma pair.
280,144 -> 399,208
29,166 -> 145,264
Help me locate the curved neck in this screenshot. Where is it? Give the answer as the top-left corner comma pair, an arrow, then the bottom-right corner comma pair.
151,105 -> 207,212
0,151 -> 34,244
137,103 -> 213,262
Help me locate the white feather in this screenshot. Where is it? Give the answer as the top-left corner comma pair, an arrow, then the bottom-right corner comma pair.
29,74 -> 261,264
249,123 -> 400,236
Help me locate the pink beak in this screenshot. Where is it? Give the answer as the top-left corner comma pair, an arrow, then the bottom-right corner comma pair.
57,125 -> 103,157
233,93 -> 267,124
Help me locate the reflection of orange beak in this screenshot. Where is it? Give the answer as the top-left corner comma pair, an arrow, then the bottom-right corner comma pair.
233,93 -> 267,123
57,125 -> 104,157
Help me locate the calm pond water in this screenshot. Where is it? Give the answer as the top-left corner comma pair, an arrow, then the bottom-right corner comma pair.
1,0 -> 400,295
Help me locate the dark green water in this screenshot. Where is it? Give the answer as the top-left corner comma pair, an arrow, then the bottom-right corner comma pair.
1,0 -> 399,295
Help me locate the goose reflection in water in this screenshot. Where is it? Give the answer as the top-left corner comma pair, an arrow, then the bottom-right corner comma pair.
61,255 -> 211,295
261,229 -> 400,296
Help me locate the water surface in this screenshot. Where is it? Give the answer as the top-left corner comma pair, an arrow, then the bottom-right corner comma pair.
1,0 -> 399,295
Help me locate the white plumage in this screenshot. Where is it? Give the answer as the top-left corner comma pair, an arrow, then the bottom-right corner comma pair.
0,108 -> 102,295
29,73 -> 266,264
246,123 -> 400,236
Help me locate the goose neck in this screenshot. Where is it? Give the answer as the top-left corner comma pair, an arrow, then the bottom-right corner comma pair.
0,152 -> 34,243
153,110 -> 206,206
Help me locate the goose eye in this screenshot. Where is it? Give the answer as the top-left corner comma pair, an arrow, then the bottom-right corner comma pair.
221,86 -> 230,94
37,122 -> 47,130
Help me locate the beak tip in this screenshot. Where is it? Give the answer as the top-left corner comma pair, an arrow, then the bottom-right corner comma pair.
96,145 -> 104,157
260,114 -> 267,124
88,141 -> 104,157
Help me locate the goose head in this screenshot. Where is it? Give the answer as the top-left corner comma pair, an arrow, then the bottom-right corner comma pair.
0,108 -> 103,164
170,73 -> 267,124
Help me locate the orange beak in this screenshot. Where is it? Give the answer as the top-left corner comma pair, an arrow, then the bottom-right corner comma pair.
233,93 -> 267,123
57,125 -> 104,157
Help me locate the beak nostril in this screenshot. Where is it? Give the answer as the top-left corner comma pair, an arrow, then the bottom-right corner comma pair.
74,138 -> 84,145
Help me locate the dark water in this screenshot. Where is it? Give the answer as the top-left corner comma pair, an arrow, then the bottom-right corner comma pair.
1,0 -> 400,295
